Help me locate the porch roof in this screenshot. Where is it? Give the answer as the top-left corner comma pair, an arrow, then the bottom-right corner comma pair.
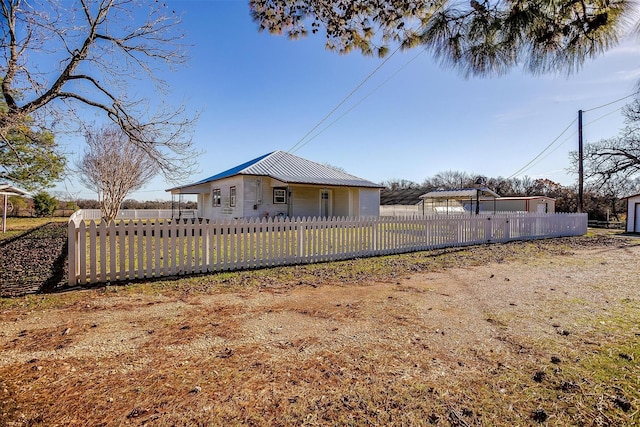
0,184 -> 29,196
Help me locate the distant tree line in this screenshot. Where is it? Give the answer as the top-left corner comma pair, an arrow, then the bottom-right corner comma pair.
4,195 -> 196,218
381,172 -> 637,221
76,198 -> 197,211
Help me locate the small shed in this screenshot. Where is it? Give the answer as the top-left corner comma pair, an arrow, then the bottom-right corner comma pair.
419,188 -> 500,215
623,193 -> 640,233
493,196 -> 555,213
0,184 -> 29,233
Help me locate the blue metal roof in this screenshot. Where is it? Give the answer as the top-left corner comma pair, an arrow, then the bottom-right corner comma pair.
191,152 -> 274,184
168,151 -> 382,192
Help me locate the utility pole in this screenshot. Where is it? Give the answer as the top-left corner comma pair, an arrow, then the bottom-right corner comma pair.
578,110 -> 584,213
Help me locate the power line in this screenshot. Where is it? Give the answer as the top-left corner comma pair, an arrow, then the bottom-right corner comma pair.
511,130 -> 577,177
583,106 -> 624,126
583,90 -> 638,112
287,45 -> 402,153
517,106 -> 626,176
508,118 -> 577,179
291,48 -> 427,154
509,94 -> 632,179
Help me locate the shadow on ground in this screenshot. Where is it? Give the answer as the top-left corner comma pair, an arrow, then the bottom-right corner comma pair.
0,222 -> 68,297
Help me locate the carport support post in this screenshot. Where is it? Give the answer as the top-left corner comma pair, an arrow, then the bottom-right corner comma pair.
2,194 -> 6,233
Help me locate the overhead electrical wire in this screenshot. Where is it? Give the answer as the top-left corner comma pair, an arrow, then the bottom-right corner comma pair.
510,130 -> 577,178
583,90 -> 638,112
583,105 -> 624,125
511,108 -> 622,177
507,118 -> 576,179
287,45 -> 403,153
508,91 -> 638,179
286,42 -> 639,179
290,48 -> 428,154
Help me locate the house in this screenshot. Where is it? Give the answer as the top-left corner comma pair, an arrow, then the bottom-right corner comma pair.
166,151 -> 383,220
623,193 -> 640,233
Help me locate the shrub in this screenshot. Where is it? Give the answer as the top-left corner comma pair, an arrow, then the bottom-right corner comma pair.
32,192 -> 58,217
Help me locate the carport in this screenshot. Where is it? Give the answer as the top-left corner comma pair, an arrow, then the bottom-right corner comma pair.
419,188 -> 500,215
0,184 -> 29,233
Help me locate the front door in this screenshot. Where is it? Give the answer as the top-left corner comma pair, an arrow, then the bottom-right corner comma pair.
635,203 -> 640,232
320,189 -> 332,218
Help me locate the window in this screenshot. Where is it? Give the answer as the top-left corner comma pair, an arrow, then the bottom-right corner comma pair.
212,189 -> 221,207
230,186 -> 236,207
273,188 -> 287,204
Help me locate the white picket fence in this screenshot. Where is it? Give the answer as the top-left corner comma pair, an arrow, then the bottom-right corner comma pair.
73,209 -> 198,221
67,213 -> 587,286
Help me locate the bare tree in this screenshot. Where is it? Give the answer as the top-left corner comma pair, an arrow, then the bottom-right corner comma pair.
573,98 -> 640,187
423,170 -> 475,189
0,0 -> 197,180
381,179 -> 421,190
77,125 -> 157,222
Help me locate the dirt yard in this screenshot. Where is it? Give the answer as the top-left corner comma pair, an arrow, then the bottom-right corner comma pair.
0,231 -> 638,426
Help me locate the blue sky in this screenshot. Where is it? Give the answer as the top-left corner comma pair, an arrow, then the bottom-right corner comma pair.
54,0 -> 640,201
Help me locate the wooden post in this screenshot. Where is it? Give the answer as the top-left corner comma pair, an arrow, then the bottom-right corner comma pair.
68,220 -> 77,286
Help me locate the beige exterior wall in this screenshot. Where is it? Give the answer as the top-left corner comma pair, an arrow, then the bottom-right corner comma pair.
333,188 -> 352,217
174,177 -> 381,220
241,176 -> 276,219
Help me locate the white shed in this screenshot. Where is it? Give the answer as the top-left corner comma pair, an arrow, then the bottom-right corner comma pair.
624,193 -> 640,233
493,196 -> 556,213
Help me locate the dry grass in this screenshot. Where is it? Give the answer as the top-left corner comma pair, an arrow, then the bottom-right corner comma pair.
0,217 -> 66,242
0,230 -> 639,426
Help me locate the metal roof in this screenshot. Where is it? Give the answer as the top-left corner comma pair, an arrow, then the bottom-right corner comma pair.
380,188 -> 426,205
168,151 -> 383,192
496,196 -> 555,201
0,184 -> 29,196
420,188 -> 500,199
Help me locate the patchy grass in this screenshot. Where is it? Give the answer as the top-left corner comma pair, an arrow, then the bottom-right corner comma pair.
2,216 -> 67,230
0,217 -> 67,243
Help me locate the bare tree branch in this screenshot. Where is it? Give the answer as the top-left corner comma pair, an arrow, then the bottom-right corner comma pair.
0,0 -> 197,181
573,99 -> 640,193
77,124 -> 158,222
